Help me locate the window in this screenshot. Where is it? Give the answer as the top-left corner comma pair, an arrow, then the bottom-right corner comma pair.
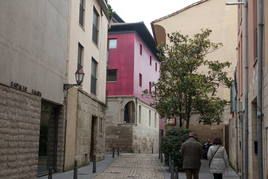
149,110 -> 151,127
91,58 -> 98,95
139,105 -> 141,123
155,62 -> 158,71
139,73 -> 142,87
79,0 -> 85,26
109,39 -> 117,49
107,69 -> 117,82
92,7 -> 99,45
77,43 -> 84,69
150,56 -> 152,65
139,44 -> 142,55
149,82 -> 152,93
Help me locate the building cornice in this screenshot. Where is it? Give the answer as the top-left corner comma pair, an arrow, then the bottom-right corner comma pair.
151,0 -> 209,24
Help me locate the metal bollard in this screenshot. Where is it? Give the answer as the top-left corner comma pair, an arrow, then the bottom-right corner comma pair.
73,160 -> 78,179
93,155 -> 96,173
48,167 -> 53,179
175,167 -> 179,179
170,160 -> 174,179
168,155 -> 172,171
152,146 -> 154,154
117,147 -> 120,156
112,147 -> 115,158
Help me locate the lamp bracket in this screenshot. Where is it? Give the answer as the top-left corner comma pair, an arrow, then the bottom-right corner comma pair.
63,84 -> 79,90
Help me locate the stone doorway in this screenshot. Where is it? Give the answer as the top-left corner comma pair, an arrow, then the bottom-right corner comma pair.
38,100 -> 59,176
90,116 -> 98,161
124,101 -> 135,123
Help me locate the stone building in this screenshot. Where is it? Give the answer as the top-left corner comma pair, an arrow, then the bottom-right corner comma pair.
105,22 -> 160,153
230,0 -> 268,178
64,0 -> 109,170
151,0 -> 237,143
0,0 -> 68,178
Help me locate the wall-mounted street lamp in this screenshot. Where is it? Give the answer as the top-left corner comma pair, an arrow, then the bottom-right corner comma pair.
64,67 -> 85,90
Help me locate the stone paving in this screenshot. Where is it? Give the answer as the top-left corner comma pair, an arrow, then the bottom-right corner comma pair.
39,153 -> 116,179
39,153 -> 240,179
95,153 -> 240,179
94,153 -> 165,179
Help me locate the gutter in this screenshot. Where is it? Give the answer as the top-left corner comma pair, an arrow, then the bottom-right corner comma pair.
257,0 -> 264,178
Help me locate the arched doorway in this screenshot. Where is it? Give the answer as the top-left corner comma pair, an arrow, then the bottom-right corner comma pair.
124,101 -> 135,123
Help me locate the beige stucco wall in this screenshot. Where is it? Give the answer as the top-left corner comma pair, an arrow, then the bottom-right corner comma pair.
67,0 -> 108,104
0,0 -> 68,104
153,0 -> 237,103
64,87 -> 78,170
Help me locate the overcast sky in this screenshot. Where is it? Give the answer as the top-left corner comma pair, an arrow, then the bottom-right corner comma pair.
108,0 -> 199,32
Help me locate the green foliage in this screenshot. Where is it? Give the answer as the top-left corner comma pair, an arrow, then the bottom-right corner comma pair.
161,127 -> 190,169
151,29 -> 232,128
107,4 -> 114,20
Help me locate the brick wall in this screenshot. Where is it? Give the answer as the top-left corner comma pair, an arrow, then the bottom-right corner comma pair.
0,84 -> 41,179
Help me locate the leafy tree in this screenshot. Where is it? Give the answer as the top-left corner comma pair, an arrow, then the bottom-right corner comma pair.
150,29 -> 231,128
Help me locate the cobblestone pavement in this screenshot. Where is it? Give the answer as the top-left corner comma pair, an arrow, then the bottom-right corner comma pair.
94,153 -> 165,179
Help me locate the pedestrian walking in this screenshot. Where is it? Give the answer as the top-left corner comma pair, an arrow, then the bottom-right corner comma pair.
181,132 -> 202,179
207,137 -> 229,179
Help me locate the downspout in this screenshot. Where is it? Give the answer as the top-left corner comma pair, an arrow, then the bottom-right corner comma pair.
243,1 -> 249,179
257,0 -> 264,178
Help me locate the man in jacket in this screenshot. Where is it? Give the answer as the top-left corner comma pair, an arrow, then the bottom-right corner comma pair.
181,132 -> 202,179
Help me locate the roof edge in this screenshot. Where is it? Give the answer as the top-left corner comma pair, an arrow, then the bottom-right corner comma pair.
151,0 -> 209,24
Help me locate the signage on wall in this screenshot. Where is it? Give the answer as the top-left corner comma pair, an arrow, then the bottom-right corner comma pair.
10,81 -> 42,97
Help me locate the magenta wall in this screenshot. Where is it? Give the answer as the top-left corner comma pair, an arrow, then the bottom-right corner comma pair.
133,33 -> 160,104
107,32 -> 160,104
107,33 -> 135,96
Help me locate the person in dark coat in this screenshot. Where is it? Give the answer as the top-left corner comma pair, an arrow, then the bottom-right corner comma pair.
181,132 -> 202,179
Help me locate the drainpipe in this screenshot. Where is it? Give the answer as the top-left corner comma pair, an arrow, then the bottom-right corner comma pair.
243,1 -> 249,179
257,0 -> 264,178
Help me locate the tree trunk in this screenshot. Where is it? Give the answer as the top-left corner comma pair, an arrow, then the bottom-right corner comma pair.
186,117 -> 190,129
179,115 -> 183,127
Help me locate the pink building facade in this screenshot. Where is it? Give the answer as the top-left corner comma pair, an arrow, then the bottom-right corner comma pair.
107,33 -> 160,103
105,22 -> 161,153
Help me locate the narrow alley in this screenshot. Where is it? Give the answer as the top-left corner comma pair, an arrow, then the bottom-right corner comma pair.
94,153 -> 240,179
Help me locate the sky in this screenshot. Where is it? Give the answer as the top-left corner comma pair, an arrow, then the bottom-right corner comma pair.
108,0 -> 200,32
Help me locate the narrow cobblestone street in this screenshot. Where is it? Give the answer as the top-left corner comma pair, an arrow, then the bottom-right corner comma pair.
94,153 -> 165,179
94,153 -> 240,179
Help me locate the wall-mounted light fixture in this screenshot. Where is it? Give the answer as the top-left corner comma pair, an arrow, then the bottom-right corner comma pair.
64,67 -> 85,90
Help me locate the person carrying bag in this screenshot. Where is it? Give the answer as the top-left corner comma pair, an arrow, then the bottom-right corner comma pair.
207,137 -> 229,179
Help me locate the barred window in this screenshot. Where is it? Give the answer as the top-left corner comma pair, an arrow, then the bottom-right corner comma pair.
91,58 -> 98,95
79,0 -> 85,26
77,43 -> 84,69
92,8 -> 99,45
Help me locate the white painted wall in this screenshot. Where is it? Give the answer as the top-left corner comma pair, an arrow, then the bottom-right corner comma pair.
0,0 -> 69,104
